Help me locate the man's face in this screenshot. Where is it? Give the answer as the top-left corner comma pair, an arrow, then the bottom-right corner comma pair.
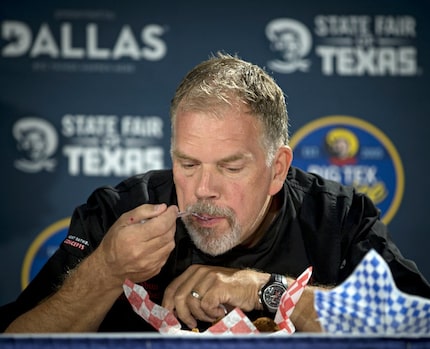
277,32 -> 301,61
331,138 -> 350,159
172,106 -> 278,256
22,130 -> 46,160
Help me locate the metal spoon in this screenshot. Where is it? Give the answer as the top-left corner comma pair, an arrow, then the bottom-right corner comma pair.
141,211 -> 210,224
177,211 -> 211,221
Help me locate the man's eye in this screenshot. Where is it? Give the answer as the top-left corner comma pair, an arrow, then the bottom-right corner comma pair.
224,166 -> 243,173
182,163 -> 197,169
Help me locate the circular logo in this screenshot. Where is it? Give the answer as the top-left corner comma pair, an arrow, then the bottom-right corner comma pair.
12,117 -> 58,173
290,115 -> 404,224
266,18 -> 312,73
21,218 -> 70,289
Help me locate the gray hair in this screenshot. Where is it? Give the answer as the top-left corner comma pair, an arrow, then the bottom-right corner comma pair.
170,52 -> 289,165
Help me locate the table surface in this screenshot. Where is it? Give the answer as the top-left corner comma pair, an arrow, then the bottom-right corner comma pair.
1,333 -> 430,349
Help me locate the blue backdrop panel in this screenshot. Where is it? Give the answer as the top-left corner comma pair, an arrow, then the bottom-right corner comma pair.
1,0 -> 429,307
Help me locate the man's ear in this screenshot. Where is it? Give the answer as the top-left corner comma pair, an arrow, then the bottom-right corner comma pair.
269,146 -> 293,196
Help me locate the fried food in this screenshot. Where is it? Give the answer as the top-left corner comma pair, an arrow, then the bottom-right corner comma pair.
252,317 -> 280,332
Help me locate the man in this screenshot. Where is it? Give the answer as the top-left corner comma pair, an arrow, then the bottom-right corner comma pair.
2,53 -> 430,333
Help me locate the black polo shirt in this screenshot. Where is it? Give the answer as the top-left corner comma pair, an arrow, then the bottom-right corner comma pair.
1,167 -> 429,332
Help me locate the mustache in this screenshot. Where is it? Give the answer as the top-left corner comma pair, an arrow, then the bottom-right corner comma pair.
186,201 -> 235,219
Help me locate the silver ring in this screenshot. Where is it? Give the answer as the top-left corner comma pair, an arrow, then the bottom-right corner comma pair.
219,303 -> 228,315
190,290 -> 202,300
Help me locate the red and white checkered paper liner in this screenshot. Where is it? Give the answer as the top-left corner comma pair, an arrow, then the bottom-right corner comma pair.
123,266 -> 312,335
275,266 -> 313,332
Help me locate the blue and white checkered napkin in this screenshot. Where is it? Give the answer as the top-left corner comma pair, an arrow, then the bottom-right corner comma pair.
314,249 -> 430,334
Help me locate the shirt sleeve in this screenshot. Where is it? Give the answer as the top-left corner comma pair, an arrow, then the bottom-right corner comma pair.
0,171 -> 171,332
0,190 -> 108,332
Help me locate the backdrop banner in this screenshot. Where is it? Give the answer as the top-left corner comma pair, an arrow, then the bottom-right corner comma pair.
1,0 -> 429,306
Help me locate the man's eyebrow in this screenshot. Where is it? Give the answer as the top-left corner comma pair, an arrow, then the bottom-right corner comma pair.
219,153 -> 253,163
171,149 -> 194,160
172,149 -> 253,163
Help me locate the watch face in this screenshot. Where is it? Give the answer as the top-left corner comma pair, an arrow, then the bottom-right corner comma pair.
262,284 -> 286,311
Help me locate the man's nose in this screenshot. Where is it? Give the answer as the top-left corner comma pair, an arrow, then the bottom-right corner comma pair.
195,167 -> 220,200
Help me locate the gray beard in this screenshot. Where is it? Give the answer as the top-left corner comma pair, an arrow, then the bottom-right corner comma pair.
183,216 -> 241,256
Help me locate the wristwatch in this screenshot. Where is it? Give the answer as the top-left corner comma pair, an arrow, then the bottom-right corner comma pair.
258,274 -> 288,313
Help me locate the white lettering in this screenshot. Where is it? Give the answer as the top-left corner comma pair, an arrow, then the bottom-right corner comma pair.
63,146 -> 81,175
87,23 -> 110,59
374,16 -> 416,37
342,165 -> 377,185
61,115 -> 118,137
314,15 -> 371,36
1,21 -> 167,61
141,24 -> 167,61
112,25 -> 140,60
30,23 -> 59,58
300,146 -> 320,158
63,146 -> 164,176
398,47 -> 416,75
307,165 -> 378,185
121,116 -> 163,137
61,23 -> 85,59
1,21 -> 32,56
360,147 -> 384,160
307,165 -> 342,182
316,46 -> 417,76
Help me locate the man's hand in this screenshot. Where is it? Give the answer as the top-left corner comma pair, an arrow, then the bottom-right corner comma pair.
97,203 -> 178,286
5,203 -> 178,333
162,265 -> 269,329
287,279 -> 323,332
162,264 -> 324,332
